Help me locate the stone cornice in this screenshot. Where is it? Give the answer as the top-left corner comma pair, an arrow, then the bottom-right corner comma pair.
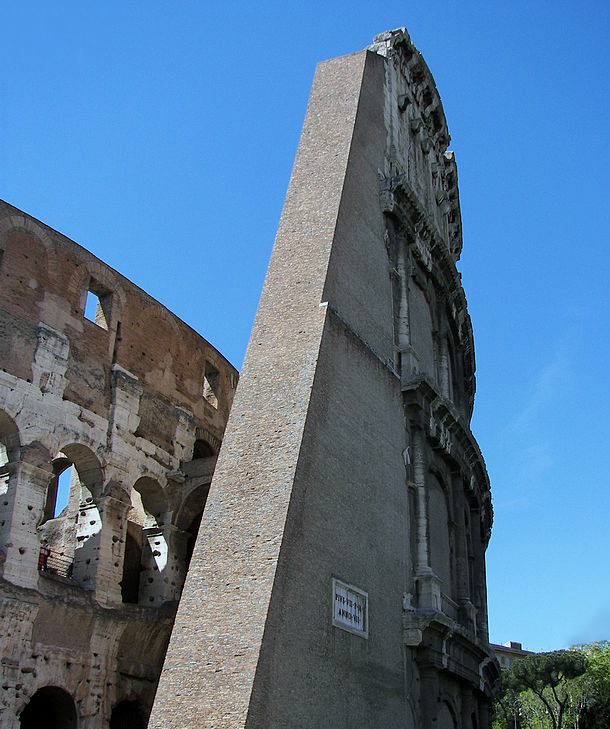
370,28 -> 463,260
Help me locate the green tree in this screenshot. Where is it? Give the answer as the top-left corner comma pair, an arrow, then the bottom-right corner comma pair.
494,651 -> 588,729
571,642 -> 610,729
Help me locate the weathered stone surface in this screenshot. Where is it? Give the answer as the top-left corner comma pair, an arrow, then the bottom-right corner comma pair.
151,28 -> 497,729
0,200 -> 237,727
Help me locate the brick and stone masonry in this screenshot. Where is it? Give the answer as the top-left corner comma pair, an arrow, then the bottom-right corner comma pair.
0,198 -> 237,727
150,29 -> 498,729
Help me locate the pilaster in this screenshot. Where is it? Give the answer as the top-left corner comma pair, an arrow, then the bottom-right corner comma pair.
93,494 -> 130,606
0,461 -> 53,588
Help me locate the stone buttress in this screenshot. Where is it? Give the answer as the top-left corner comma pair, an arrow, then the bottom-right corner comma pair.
150,29 -> 498,729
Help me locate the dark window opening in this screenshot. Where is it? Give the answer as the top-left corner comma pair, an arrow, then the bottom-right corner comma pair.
121,527 -> 143,604
83,278 -> 112,330
109,699 -> 146,729
202,361 -> 219,408
184,510 -> 204,573
193,439 -> 215,459
20,686 -> 77,729
43,460 -> 73,523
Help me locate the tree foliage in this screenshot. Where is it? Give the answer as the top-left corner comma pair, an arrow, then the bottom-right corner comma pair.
493,647 -> 601,729
572,642 -> 610,729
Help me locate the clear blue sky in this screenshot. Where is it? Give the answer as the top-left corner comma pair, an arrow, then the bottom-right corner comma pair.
2,2 -> 609,653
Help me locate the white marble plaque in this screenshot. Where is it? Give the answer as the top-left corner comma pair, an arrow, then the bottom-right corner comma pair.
332,578 -> 368,638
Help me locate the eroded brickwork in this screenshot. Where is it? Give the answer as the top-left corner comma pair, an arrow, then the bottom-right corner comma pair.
0,199 -> 237,728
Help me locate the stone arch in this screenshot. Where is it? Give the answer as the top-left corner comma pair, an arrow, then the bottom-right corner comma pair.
133,476 -> 168,527
128,477 -> 170,605
436,700 -> 457,729
121,521 -> 143,604
0,409 -> 21,465
174,481 -> 212,573
19,685 -> 78,729
38,444 -> 104,586
42,443 -> 104,525
0,214 -> 54,251
192,438 -> 216,459
194,427 -> 221,455
0,217 -> 51,310
110,698 -> 147,729
138,303 -> 181,339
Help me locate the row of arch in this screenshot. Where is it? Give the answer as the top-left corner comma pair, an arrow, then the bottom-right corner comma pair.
0,406 -> 215,606
19,687 -> 145,729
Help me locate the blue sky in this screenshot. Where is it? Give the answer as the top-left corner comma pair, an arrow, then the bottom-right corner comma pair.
2,2 -> 609,653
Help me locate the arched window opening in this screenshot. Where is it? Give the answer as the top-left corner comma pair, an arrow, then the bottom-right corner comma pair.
83,277 -> 112,330
39,446 -> 103,585
52,464 -> 73,519
0,410 -> 20,497
184,509 -> 204,573
133,478 -> 167,530
42,457 -> 75,525
0,441 -> 9,498
202,361 -> 220,409
19,686 -> 77,729
110,699 -> 146,729
128,478 -> 169,604
55,465 -> 72,517
42,446 -> 103,526
121,524 -> 143,604
436,702 -> 457,729
192,438 -> 215,459
176,482 -> 211,578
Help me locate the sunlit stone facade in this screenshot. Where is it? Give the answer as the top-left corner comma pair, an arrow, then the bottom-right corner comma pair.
151,28 -> 498,729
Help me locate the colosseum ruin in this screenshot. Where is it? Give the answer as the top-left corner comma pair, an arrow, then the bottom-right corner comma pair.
1,27 -> 498,729
0,199 -> 237,728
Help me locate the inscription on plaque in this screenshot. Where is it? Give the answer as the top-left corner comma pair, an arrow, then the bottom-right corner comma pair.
332,578 -> 368,638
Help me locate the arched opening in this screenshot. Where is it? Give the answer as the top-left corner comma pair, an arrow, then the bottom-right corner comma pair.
109,698 -> 146,729
42,445 -> 103,525
193,438 -> 215,459
436,702 -> 457,729
184,509 -> 204,573
19,686 -> 77,729
0,410 -> 20,495
133,478 -> 167,529
0,409 -> 20,465
125,478 -> 169,605
39,445 -> 103,585
43,458 -> 74,523
121,523 -> 143,604
175,482 -> 211,576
